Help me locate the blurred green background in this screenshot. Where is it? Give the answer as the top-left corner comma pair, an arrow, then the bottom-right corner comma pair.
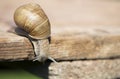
0,61 -> 51,79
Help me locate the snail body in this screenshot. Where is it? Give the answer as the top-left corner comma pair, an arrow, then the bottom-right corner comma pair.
14,3 -> 55,62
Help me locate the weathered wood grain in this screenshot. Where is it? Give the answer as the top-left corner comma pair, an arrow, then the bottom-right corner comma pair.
0,0 -> 120,61
1,0 -> 120,26
0,24 -> 120,61
49,59 -> 120,79
0,31 -> 34,60
50,26 -> 120,60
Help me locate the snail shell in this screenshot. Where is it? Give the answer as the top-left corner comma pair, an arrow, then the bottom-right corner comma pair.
14,3 -> 50,39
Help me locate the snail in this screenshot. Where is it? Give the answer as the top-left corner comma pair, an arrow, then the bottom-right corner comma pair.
14,3 -> 56,62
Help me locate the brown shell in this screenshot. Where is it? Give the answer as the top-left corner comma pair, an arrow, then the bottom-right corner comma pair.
14,3 -> 50,39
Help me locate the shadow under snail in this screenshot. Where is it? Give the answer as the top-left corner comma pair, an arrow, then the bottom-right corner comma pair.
14,3 -> 56,62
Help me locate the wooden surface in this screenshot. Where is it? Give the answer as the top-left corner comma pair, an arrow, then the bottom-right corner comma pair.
1,0 -> 120,26
0,31 -> 34,60
0,24 -> 120,61
50,26 -> 120,60
0,0 -> 120,61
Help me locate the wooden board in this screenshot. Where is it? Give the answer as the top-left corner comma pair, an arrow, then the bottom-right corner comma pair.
0,31 -> 34,60
0,0 -> 120,61
0,23 -> 120,61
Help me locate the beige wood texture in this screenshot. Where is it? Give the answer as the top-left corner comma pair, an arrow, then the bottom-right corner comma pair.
1,0 -> 120,26
0,23 -> 120,61
49,59 -> 120,79
50,26 -> 120,60
0,0 -> 120,61
0,31 -> 34,60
